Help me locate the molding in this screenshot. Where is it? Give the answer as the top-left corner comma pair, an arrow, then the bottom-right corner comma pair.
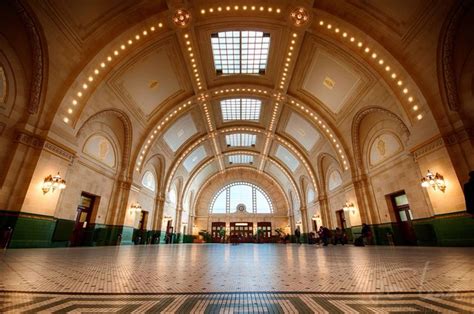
13,0 -> 48,114
438,1 -> 470,112
43,140 -> 75,163
411,136 -> 444,161
0,122 -> 5,135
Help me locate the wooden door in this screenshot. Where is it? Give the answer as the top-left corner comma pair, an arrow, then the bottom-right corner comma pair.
230,222 -> 253,242
211,222 -> 226,242
70,193 -> 95,246
391,192 -> 417,245
336,210 -> 347,230
257,222 -> 272,239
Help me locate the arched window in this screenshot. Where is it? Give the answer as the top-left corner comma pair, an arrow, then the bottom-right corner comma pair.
142,171 -> 156,191
210,182 -> 273,214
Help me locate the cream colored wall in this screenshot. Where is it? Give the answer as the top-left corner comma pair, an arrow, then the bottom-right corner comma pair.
21,151 -> 70,217
415,145 -> 466,215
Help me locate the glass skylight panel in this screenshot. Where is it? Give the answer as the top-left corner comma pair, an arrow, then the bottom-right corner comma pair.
221,98 -> 261,121
225,133 -> 256,147
211,31 -> 270,75
228,154 -> 254,164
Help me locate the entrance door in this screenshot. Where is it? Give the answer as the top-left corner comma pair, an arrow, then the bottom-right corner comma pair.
391,192 -> 417,245
312,219 -> 318,232
70,193 -> 96,246
336,210 -> 347,230
211,222 -> 226,242
230,222 -> 253,242
257,222 -> 272,239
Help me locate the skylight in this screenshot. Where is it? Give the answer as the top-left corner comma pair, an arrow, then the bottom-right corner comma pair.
225,133 -> 256,147
211,31 -> 270,75
228,154 -> 254,165
221,98 -> 261,121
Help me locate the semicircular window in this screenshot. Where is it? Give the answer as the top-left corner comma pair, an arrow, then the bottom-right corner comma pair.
210,181 -> 273,214
142,171 -> 156,192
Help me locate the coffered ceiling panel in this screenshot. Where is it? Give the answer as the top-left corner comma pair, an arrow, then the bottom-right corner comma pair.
285,112 -> 320,152
275,145 -> 299,172
163,114 -> 197,152
303,50 -> 361,114
115,48 -> 182,116
265,163 -> 291,194
183,145 -> 207,173
191,162 -> 219,190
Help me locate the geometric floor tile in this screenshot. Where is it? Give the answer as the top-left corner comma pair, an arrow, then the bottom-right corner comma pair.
0,292 -> 473,313
1,244 -> 474,312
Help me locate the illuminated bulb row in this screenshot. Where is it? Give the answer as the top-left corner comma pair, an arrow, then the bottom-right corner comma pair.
64,22 -> 164,124
165,137 -> 207,191
184,33 -> 204,91
200,5 -> 281,14
269,102 -> 280,131
219,127 -> 263,134
279,33 -> 298,90
277,136 -> 318,191
318,20 -> 423,121
202,103 -> 213,132
292,100 -> 349,171
213,87 -> 268,95
135,100 -> 191,172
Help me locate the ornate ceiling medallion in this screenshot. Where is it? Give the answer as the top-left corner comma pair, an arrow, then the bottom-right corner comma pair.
290,7 -> 310,26
173,9 -> 191,27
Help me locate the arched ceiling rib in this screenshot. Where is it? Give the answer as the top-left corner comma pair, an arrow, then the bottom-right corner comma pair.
48,1 -> 440,205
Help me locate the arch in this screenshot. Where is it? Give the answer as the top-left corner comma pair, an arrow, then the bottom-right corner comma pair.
352,106 -> 410,172
141,170 -> 156,192
82,133 -> 117,169
77,109 -> 133,177
209,181 -> 274,214
11,0 -> 48,114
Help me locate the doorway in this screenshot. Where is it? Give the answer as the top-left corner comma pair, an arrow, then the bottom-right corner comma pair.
165,220 -> 173,244
391,192 -> 417,245
211,222 -> 226,242
230,222 -> 253,242
335,210 -> 347,230
70,192 -> 97,246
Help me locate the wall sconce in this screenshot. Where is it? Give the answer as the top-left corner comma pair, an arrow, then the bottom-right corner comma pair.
343,201 -> 355,214
421,170 -> 446,193
164,215 -> 172,219
42,172 -> 66,194
130,202 -> 142,215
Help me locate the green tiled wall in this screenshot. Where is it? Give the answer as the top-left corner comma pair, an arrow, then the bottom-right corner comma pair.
10,216 -> 56,248
2,210 -> 473,248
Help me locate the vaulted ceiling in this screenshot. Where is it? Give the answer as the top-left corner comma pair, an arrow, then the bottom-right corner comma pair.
38,0 -> 449,210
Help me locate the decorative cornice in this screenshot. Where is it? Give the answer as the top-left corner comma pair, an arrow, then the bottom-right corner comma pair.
43,140 -> 75,163
411,136 -> 444,161
14,130 -> 44,149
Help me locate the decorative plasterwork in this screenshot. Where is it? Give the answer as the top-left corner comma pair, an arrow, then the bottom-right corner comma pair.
411,137 -> 444,162
13,0 -> 47,114
438,1 -> 470,112
0,66 -> 6,103
352,106 -> 410,170
14,130 -> 75,163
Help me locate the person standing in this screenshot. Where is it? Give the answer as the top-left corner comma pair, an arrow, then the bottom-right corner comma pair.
295,226 -> 301,244
464,171 -> 474,217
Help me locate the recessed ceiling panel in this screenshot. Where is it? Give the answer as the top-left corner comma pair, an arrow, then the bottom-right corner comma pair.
285,112 -> 320,151
221,98 -> 261,121
183,146 -> 207,172
228,154 -> 254,165
275,145 -> 299,172
163,114 -> 197,152
211,31 -> 270,75
118,49 -> 181,116
225,133 -> 256,147
303,51 -> 360,113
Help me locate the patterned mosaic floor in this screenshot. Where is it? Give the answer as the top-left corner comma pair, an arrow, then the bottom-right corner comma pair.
1,244 -> 473,312
1,291 -> 474,313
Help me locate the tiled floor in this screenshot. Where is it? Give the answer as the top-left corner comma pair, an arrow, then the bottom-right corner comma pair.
1,244 -> 473,312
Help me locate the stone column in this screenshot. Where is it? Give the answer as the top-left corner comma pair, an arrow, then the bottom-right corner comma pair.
318,193 -> 331,227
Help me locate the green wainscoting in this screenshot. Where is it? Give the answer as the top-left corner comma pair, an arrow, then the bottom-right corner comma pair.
9,215 -> 56,248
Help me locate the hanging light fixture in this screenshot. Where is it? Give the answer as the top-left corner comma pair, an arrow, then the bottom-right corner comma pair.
342,201 -> 355,214
130,202 -> 142,214
420,170 -> 446,192
42,172 -> 66,194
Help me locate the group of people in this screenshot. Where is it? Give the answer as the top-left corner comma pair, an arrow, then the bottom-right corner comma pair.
293,223 -> 373,246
